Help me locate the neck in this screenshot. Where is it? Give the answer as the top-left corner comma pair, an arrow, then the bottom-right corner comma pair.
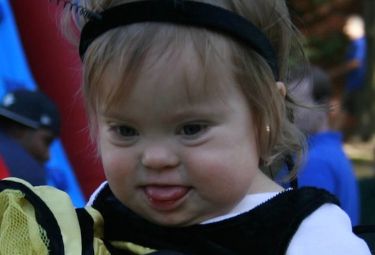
247,170 -> 284,194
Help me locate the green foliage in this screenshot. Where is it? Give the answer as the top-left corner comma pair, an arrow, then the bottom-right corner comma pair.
304,33 -> 347,65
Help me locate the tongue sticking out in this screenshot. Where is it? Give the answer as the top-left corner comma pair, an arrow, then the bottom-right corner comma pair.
144,186 -> 189,202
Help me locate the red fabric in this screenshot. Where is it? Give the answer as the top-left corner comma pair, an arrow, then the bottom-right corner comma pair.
10,2 -> 105,198
0,156 -> 10,179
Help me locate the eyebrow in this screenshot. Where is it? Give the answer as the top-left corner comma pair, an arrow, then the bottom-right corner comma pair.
100,102 -> 229,123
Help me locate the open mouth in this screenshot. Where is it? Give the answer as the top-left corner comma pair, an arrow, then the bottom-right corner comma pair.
143,185 -> 191,211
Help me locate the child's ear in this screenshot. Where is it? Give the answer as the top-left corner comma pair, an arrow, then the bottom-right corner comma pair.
276,81 -> 286,97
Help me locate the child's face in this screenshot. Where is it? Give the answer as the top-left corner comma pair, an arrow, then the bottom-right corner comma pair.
97,51 -> 261,226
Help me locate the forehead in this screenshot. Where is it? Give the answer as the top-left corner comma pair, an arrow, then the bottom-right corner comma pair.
98,37 -> 237,113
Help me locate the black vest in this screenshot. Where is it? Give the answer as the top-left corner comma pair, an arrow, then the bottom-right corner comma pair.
91,185 -> 339,255
0,179 -> 341,255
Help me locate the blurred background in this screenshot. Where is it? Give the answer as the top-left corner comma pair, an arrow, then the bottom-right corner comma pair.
0,0 -> 374,224
288,0 -> 375,226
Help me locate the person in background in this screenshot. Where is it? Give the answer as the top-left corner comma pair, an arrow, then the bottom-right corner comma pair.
342,15 -> 367,94
330,14 -> 368,138
0,88 -> 85,206
0,89 -> 61,185
293,66 -> 361,226
0,88 -> 88,209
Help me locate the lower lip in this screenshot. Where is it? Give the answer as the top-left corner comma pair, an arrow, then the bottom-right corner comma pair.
143,186 -> 190,211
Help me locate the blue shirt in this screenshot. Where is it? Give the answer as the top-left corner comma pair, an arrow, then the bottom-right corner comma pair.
0,130 -> 46,185
298,131 -> 360,225
345,36 -> 367,92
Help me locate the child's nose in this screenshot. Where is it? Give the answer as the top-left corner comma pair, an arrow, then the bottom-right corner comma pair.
141,144 -> 180,170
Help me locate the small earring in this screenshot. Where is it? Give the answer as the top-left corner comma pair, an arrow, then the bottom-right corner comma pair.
266,125 -> 270,132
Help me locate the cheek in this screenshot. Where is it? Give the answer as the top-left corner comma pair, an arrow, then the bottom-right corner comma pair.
100,148 -> 138,203
98,134 -> 124,176
97,130 -> 142,207
186,146 -> 257,199
188,135 -> 259,176
101,148 -> 133,179
99,139 -> 135,186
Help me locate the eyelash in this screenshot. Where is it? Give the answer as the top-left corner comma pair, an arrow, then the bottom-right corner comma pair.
177,123 -> 209,138
110,125 -> 139,138
107,122 -> 210,141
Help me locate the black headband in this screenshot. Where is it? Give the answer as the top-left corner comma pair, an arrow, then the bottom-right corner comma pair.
79,0 -> 279,80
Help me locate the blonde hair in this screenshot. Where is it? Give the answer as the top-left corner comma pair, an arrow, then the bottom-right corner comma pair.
64,0 -> 306,180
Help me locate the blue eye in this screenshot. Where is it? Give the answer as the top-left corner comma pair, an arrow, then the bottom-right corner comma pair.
115,126 -> 139,137
179,123 -> 208,137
